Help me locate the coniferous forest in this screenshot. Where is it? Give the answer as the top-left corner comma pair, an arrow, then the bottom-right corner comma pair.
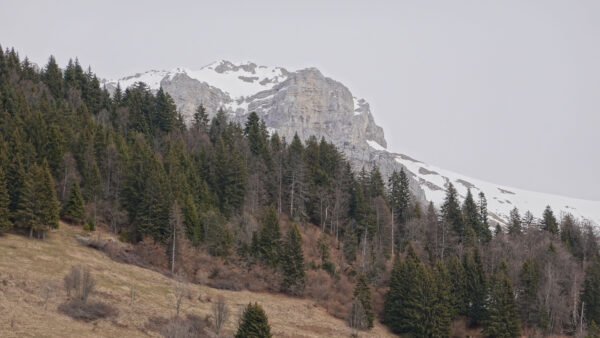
1,46 -> 600,337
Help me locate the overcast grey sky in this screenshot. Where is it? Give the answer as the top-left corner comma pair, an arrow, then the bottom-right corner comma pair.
1,0 -> 599,200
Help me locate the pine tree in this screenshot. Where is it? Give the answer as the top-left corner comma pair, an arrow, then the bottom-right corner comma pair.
518,259 -> 540,326
280,224 -> 305,295
541,205 -> 559,235
464,248 -> 487,325
353,274 -> 374,328
478,192 -> 492,242
192,104 -> 209,131
258,205 -> 282,267
442,183 -> 464,242
235,303 -> 272,338
14,167 -> 40,237
0,167 -> 12,234
388,169 -> 410,249
483,262 -> 521,338
583,256 -> 600,325
60,182 -> 85,223
508,207 -> 522,235
462,189 -> 480,245
446,254 -> 467,316
38,162 -> 60,231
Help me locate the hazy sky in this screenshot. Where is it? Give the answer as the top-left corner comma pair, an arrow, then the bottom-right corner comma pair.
1,0 -> 599,200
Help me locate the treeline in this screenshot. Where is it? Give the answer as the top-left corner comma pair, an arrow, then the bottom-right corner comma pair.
1,46 -> 600,336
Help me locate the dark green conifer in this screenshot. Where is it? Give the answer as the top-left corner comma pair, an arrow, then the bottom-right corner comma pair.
483,262 -> 521,338
280,224 -> 305,295
0,167 -> 12,234
541,205 -> 559,235
61,182 -> 85,223
583,256 -> 600,325
258,205 -> 282,267
235,303 -> 272,338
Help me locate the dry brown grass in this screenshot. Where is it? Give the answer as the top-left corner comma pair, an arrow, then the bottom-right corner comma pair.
0,223 -> 394,337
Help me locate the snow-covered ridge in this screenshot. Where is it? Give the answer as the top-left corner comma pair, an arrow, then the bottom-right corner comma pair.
365,142 -> 600,225
103,60 -> 288,100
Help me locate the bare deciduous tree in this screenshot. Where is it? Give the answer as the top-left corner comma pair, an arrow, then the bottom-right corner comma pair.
172,274 -> 191,318
348,299 -> 368,334
64,265 -> 95,302
212,295 -> 229,336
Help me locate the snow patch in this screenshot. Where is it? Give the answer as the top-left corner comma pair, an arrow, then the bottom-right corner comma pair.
366,140 -> 386,151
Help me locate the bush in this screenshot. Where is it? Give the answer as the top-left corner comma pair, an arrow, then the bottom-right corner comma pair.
322,261 -> 336,276
83,219 -> 95,231
58,300 -> 118,322
145,314 -> 209,338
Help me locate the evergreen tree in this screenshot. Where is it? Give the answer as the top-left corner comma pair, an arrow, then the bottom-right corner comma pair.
483,262 -> 521,338
583,256 -> 600,325
541,205 -> 559,235
518,259 -> 540,326
442,183 -> 464,242
446,254 -> 467,316
477,192 -> 492,242
244,112 -> 267,156
15,164 -> 59,238
192,103 -> 209,131
136,158 -> 172,241
258,205 -> 281,267
280,224 -> 305,294
235,303 -> 272,338
388,169 -> 410,248
353,274 -> 374,328
38,162 -> 60,230
508,207 -> 522,235
60,182 -> 85,223
464,248 -> 487,325
462,189 -> 480,245
0,167 -> 12,234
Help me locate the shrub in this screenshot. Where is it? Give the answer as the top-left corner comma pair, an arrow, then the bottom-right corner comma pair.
58,300 -> 118,322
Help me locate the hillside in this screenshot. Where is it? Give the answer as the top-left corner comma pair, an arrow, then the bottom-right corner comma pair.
104,61 -> 600,225
0,223 -> 394,338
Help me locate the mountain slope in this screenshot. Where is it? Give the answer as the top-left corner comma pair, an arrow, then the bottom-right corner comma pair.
0,224 -> 394,337
104,61 -> 600,226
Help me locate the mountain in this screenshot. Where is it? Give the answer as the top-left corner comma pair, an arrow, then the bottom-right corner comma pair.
103,61 -> 600,226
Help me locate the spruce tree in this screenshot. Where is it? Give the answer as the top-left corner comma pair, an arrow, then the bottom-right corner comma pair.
235,303 -> 272,338
518,259 -> 540,326
193,104 -> 209,131
353,274 -> 374,328
583,256 -> 600,325
446,254 -> 467,316
280,224 -> 305,295
508,207 -> 522,235
483,262 -> 521,338
0,167 -> 12,234
464,248 -> 487,325
61,182 -> 85,223
477,192 -> 492,242
442,183 -> 464,242
258,205 -> 282,267
462,189 -> 480,244
541,205 -> 559,235
39,162 -> 60,230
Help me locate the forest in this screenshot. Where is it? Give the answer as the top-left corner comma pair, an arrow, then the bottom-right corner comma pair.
1,45 -> 600,337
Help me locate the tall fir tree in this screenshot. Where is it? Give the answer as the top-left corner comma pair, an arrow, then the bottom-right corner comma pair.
280,224 -> 305,295
508,207 -> 522,235
258,205 -> 282,267
518,259 -> 540,327
541,205 -> 559,235
483,262 -> 521,338
442,183 -> 464,242
235,303 -> 272,338
0,167 -> 12,234
60,182 -> 85,223
583,256 -> 600,325
462,189 -> 480,245
464,248 -> 487,326
192,104 -> 209,131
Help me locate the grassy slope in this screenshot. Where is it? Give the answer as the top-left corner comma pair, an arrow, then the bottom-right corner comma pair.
0,223 -> 394,338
